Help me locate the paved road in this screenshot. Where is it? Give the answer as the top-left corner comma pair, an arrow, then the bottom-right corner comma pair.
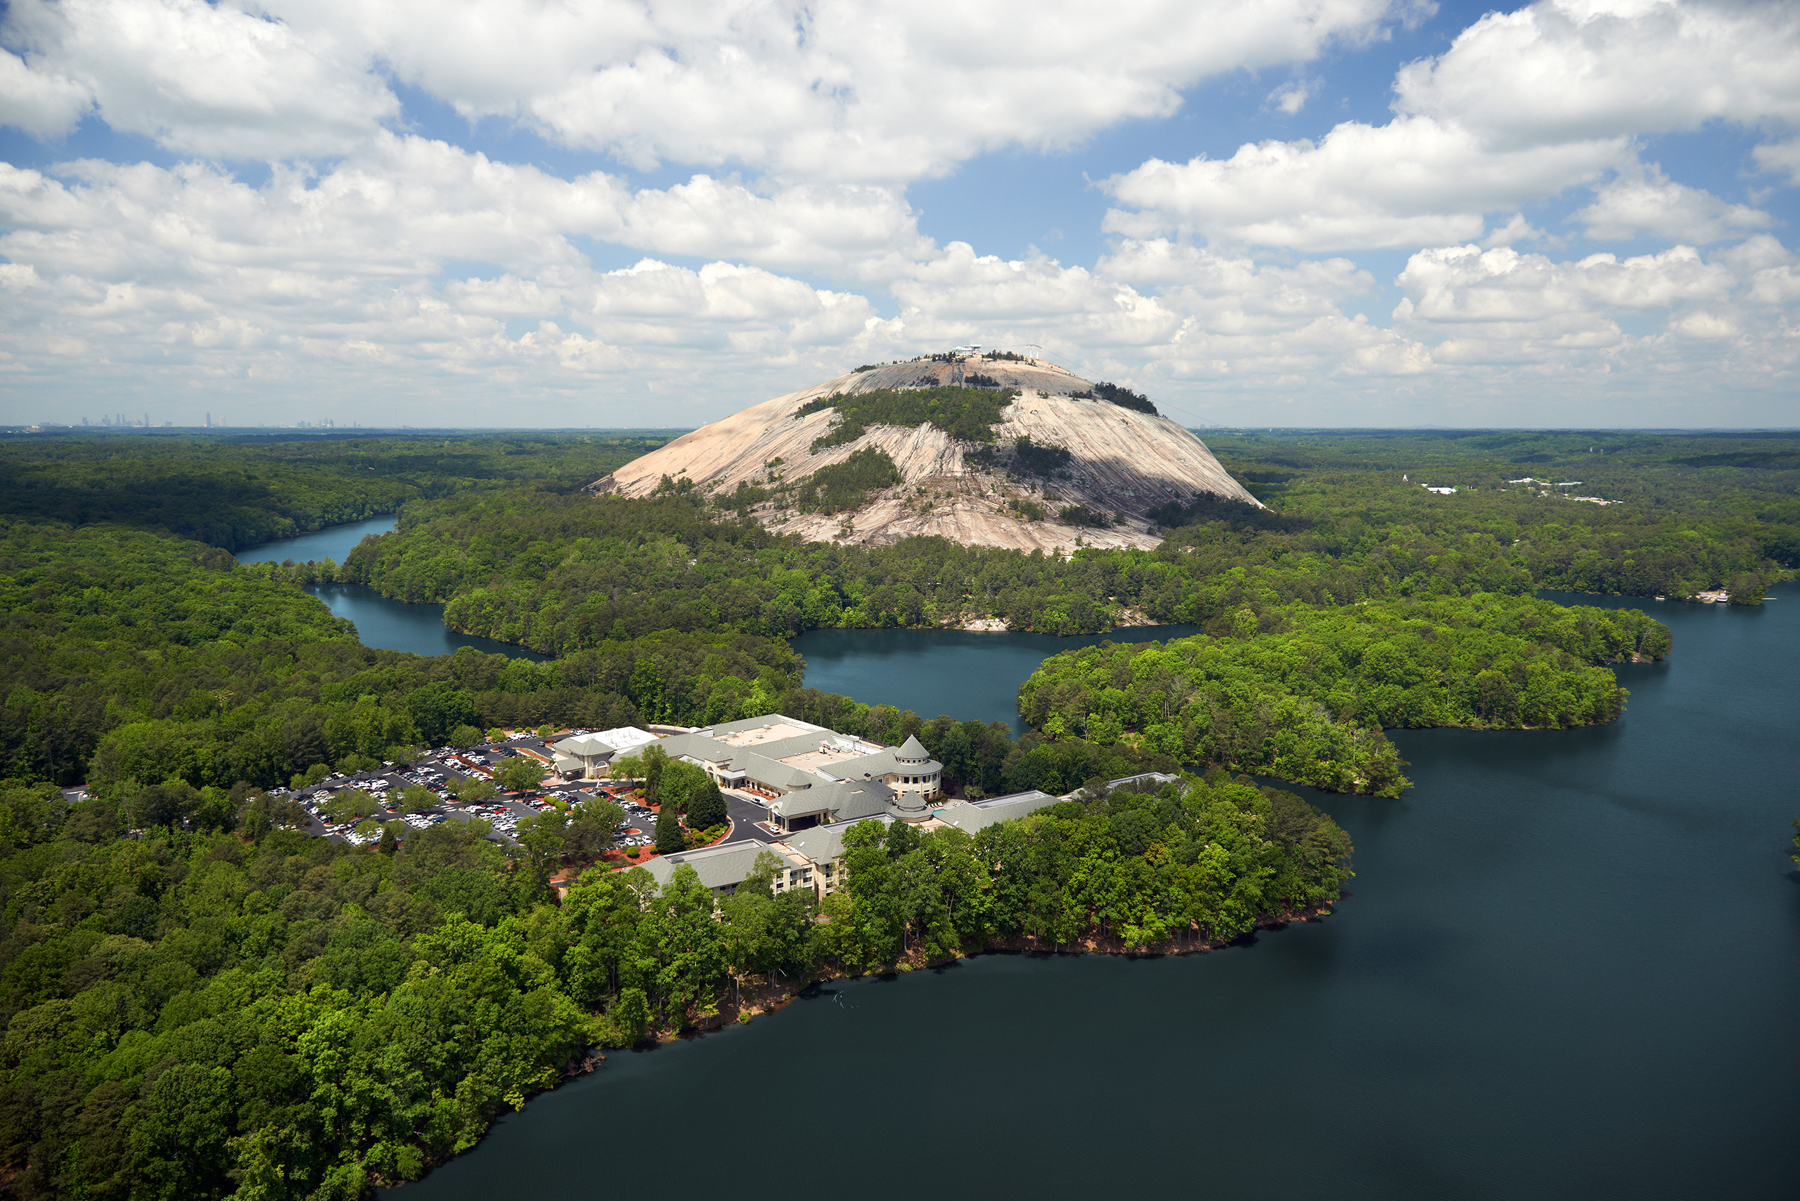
722,790 -> 776,843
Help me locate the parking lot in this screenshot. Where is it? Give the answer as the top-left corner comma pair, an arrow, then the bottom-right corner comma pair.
259,736 -> 779,854
266,738 -> 610,848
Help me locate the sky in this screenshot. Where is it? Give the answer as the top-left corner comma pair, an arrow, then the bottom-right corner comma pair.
1,0 -> 1797,430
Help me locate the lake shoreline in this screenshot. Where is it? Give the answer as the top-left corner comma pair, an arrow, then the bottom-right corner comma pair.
386,900 -> 1339,1190
667,900 -> 1338,1039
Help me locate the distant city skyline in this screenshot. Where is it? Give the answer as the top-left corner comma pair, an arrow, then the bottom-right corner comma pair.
2,0 -> 1796,429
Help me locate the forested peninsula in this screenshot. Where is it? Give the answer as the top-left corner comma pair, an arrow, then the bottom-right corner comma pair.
0,426 -> 1793,1198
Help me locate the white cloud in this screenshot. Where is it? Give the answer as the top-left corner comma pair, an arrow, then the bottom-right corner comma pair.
1383,241 -> 1800,394
1482,214 -> 1549,248
1103,116 -> 1624,251
1573,166 -> 1773,243
1752,140 -> 1800,185
1395,244 -> 1732,326
0,0 -> 1795,427
0,133 -> 935,288
1723,235 -> 1800,306
1393,0 -> 1800,149
353,0 -> 1408,180
1268,79 -> 1317,115
610,177 -> 934,277
1667,309 -> 1736,339
0,152 -> 903,421
2,0 -> 399,159
1098,238 -> 1374,330
1104,0 -> 1800,254
0,48 -> 91,138
2,0 -> 1408,178
874,240 -> 1432,406
3,141 -> 1792,428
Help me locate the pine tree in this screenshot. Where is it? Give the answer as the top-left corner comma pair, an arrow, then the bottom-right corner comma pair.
686,778 -> 727,831
655,799 -> 685,854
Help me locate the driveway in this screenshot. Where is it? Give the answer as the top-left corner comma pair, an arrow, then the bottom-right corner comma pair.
722,789 -> 776,844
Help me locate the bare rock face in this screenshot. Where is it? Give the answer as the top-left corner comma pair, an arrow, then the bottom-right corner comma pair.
589,357 -> 1259,552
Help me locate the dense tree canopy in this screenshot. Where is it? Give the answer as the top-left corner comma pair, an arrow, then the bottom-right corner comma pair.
0,425 -> 1790,1198
326,430 -> 1788,661
0,431 -> 667,551
797,386 -> 1017,450
1018,594 -> 1666,795
0,766 -> 1347,1197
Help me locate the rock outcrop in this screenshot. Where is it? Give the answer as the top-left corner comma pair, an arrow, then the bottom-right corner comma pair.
589,356 -> 1258,551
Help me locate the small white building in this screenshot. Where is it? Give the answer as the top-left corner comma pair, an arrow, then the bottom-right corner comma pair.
550,726 -> 661,780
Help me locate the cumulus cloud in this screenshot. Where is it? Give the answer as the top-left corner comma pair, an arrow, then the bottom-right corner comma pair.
1573,166 -> 1772,243
877,239 -> 1431,407
0,151 -> 902,419
0,133 -> 936,289
1268,78 -> 1317,115
0,48 -> 91,138
1,0 -> 399,159
1752,140 -> 1800,185
609,177 -> 934,278
1393,0 -> 1800,148
1482,214 -> 1550,249
1098,238 -> 1374,330
1103,117 -> 1624,251
1,0 -> 1407,176
0,0 -> 1794,425
329,0 -> 1406,181
1104,0 -> 1800,253
1395,243 -> 1733,325
1386,240 -> 1798,395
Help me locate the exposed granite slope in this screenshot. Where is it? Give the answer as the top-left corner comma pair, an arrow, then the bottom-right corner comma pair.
589,357 -> 1258,552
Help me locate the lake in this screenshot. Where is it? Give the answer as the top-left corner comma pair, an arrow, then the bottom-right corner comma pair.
237,516 -> 547,662
390,586 -> 1800,1200
239,519 -> 1201,689
233,514 -> 400,569
794,624 -> 1205,733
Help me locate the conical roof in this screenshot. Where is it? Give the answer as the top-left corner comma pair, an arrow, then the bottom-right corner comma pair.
897,735 -> 929,762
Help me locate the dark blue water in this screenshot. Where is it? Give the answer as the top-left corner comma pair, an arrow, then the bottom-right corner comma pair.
397,586 -> 1800,1200
794,624 -> 1205,733
238,518 -> 545,661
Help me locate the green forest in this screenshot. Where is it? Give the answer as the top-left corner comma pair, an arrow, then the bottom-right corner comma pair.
1018,595 -> 1666,796
0,431 -> 668,552
794,447 -> 903,514
796,385 -> 1017,450
0,768 -> 1343,1197
0,424 -> 1794,1198
328,430 -> 1791,663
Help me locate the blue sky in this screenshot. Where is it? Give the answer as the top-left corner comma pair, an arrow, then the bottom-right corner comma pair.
1,0 -> 1796,429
